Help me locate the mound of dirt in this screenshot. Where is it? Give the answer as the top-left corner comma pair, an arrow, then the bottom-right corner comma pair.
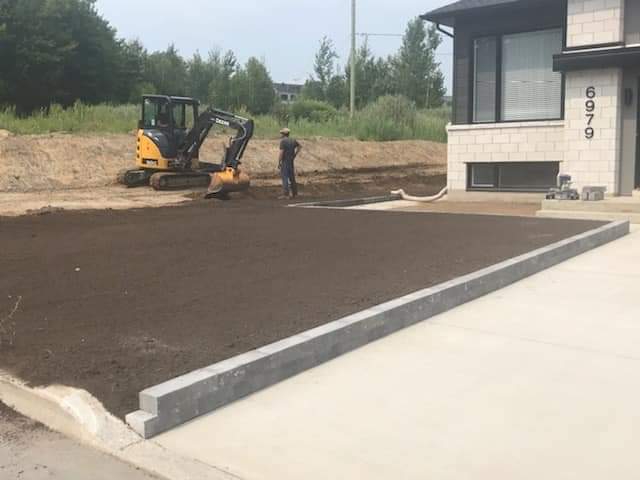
0,133 -> 446,193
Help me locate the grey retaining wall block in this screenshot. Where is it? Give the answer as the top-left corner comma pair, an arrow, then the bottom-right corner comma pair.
126,220 -> 630,438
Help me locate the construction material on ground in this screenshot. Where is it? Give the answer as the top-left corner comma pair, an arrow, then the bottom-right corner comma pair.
0,203 -> 603,421
546,174 -> 580,200
390,186 -> 448,202
582,186 -> 607,201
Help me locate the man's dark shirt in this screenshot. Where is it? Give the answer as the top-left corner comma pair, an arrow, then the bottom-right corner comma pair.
280,137 -> 300,165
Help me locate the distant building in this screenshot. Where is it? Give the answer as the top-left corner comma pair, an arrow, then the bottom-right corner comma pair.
274,83 -> 303,103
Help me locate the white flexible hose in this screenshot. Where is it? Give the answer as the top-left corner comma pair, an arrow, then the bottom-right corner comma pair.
390,186 -> 448,203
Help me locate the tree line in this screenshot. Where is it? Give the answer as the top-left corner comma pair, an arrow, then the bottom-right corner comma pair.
305,19 -> 445,110
0,0 -> 446,116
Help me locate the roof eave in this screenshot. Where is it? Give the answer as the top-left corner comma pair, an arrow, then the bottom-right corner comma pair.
419,12 -> 455,28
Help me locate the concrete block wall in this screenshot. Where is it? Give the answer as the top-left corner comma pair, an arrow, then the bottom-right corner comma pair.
566,0 -> 624,48
446,122 -> 565,191
563,68 -> 622,194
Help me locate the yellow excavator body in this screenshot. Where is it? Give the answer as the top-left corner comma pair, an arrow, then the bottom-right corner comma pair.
135,130 -> 167,169
118,95 -> 253,196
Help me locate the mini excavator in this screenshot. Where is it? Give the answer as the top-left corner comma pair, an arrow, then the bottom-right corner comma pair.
118,95 -> 253,196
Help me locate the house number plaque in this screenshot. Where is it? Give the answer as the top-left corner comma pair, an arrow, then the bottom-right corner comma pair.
585,86 -> 596,139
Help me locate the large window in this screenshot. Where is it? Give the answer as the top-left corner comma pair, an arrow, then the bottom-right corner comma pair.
473,29 -> 563,123
473,38 -> 497,122
467,162 -> 559,191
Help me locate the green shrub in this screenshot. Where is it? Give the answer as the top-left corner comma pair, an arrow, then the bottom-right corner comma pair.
0,100 -> 450,142
354,95 -> 417,141
0,102 -> 138,134
289,99 -> 337,122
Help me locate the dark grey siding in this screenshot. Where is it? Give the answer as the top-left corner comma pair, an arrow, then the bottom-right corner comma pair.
626,0 -> 640,45
451,0 -> 565,124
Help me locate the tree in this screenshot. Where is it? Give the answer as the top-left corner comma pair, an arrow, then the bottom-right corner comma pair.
115,39 -> 147,103
371,57 -> 395,101
325,75 -> 347,109
392,18 -> 446,108
313,36 -> 338,91
301,79 -> 324,102
231,57 -> 275,115
208,49 -> 237,109
0,0 -> 148,112
144,44 -> 187,96
304,36 -> 338,102
345,41 -> 380,108
187,51 -> 214,102
0,0 -> 63,112
55,0 -> 123,106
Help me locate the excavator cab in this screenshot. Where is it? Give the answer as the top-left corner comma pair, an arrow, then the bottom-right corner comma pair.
136,95 -> 200,169
119,95 -> 253,196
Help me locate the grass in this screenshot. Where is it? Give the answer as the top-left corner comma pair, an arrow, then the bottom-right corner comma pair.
0,102 -> 450,142
0,103 -> 139,135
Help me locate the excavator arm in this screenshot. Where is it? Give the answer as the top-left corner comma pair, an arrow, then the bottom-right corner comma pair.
178,108 -> 255,172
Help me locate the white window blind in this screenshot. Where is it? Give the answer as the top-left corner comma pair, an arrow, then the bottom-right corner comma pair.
501,29 -> 562,121
473,37 -> 497,123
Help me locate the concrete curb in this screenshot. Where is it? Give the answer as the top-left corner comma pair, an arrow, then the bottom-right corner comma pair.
126,220 -> 630,439
0,373 -> 239,480
0,372 -> 140,450
289,193 -> 402,208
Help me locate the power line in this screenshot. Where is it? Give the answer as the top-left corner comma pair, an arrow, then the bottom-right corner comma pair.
355,32 -> 452,55
356,33 -> 403,38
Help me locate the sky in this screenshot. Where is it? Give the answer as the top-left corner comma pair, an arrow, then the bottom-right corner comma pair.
94,0 -> 453,92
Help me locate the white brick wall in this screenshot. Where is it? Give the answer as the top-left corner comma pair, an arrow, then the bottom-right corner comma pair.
446,122 -> 566,191
562,68 -> 622,193
566,0 -> 624,47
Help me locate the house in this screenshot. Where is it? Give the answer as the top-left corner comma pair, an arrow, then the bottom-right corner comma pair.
422,0 -> 640,196
273,83 -> 303,103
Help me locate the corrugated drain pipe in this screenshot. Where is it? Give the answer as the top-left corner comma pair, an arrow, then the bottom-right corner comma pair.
391,186 -> 448,203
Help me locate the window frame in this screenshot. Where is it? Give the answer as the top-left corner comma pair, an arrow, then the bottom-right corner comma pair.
466,162 -> 560,192
470,28 -> 565,124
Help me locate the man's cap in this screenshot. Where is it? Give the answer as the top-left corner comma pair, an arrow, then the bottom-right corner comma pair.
280,128 -> 291,135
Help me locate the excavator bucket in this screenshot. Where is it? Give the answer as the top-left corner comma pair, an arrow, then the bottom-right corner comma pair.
206,167 -> 250,198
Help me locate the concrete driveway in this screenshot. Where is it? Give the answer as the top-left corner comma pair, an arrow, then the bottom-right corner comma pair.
154,228 -> 640,480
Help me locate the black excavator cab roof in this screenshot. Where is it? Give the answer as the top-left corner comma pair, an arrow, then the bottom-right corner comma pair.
142,95 -> 199,105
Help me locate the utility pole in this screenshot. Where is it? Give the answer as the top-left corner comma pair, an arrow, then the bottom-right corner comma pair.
350,0 -> 356,119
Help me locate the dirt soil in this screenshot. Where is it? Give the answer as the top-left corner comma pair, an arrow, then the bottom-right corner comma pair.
0,132 -> 446,192
0,201 -> 602,419
0,168 -> 446,217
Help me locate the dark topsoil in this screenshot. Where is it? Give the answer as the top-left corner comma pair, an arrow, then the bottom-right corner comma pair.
0,198 -> 603,418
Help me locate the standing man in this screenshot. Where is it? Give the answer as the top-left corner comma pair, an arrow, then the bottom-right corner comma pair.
278,128 -> 302,199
